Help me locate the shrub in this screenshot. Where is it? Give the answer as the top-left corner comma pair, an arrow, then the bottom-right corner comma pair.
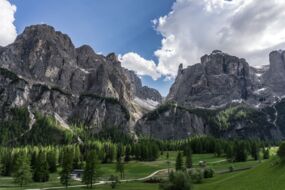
229,165 -> 234,172
109,175 -> 119,189
159,171 -> 192,190
189,168 -> 203,184
277,142 -> 285,162
203,168 -> 214,178
263,148 -> 270,160
144,177 -> 162,183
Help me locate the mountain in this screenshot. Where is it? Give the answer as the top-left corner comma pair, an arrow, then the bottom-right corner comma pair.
0,24 -> 162,145
263,50 -> 285,96
166,50 -> 278,108
135,50 -> 285,141
1,24 -> 285,143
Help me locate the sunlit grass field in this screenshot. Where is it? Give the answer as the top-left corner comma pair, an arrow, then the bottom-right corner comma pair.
0,150 -> 282,190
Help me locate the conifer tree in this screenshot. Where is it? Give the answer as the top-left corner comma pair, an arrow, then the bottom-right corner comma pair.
47,149 -> 58,173
60,147 -> 74,188
175,152 -> 183,171
116,158 -> 125,179
13,152 -> 32,187
185,149 -> 193,169
33,151 -> 50,182
124,145 -> 131,162
277,142 -> 285,162
82,150 -> 101,188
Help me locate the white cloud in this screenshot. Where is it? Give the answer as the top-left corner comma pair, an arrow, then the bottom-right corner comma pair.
119,52 -> 161,80
154,0 -> 285,78
122,0 -> 285,79
0,0 -> 17,46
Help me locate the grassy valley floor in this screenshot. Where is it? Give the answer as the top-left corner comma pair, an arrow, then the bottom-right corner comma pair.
0,152 -> 283,190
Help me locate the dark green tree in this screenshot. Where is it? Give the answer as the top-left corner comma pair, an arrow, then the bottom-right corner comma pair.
124,145 -> 131,162
225,144 -> 234,162
250,142 -> 259,161
109,175 -> 119,189
234,141 -> 248,162
185,149 -> 193,169
166,152 -> 170,174
82,150 -> 101,188
214,142 -> 222,157
47,149 -> 58,173
13,153 -> 32,187
263,148 -> 270,160
1,149 -> 13,176
33,151 -> 50,182
60,147 -> 74,188
116,144 -> 123,162
73,145 -> 81,169
116,158 -> 125,179
175,152 -> 183,171
277,142 -> 285,162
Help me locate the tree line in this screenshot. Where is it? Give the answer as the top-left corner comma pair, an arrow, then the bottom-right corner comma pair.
0,137 -> 272,187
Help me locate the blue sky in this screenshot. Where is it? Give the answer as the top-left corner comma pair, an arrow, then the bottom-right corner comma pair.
10,0 -> 175,96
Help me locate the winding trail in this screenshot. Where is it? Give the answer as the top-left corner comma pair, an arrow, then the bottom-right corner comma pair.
24,159 -> 230,190
25,169 -> 168,190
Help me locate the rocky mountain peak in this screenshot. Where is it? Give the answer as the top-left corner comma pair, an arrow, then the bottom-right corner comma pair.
167,51 -> 252,108
15,24 -> 75,55
263,50 -> 285,95
201,50 -> 249,77
106,52 -> 121,66
0,24 -> 162,137
76,45 -> 105,69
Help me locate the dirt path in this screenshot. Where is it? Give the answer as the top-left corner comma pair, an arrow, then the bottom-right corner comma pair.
25,159 -> 228,190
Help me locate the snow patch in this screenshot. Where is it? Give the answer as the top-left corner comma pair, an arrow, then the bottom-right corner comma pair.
232,99 -> 243,103
255,73 -> 262,77
251,65 -> 269,69
254,88 -> 267,94
134,97 -> 159,111
74,65 -> 90,74
78,67 -> 90,74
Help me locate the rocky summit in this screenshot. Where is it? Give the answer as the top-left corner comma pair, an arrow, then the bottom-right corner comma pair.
135,50 -> 285,141
0,24 -> 162,144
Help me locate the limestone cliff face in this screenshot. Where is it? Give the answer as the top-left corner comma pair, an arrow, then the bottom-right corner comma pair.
135,50 -> 285,141
135,103 -> 284,141
0,24 -> 161,138
135,105 -> 211,140
166,50 -> 285,109
167,50 -> 254,108
2,24 -> 285,142
263,50 -> 285,96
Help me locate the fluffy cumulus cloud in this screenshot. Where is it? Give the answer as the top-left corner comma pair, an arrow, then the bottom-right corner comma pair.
119,52 -> 161,80
122,0 -> 285,79
0,0 -> 17,46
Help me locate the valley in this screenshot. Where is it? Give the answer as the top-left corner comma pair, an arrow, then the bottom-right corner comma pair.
0,149 -> 278,190
0,7 -> 285,190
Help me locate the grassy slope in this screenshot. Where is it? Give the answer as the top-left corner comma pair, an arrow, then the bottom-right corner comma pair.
196,158 -> 285,190
71,183 -> 159,190
99,152 -> 223,179
0,153 -> 223,190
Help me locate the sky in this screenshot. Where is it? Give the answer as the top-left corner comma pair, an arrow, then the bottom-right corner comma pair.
1,0 -> 285,96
